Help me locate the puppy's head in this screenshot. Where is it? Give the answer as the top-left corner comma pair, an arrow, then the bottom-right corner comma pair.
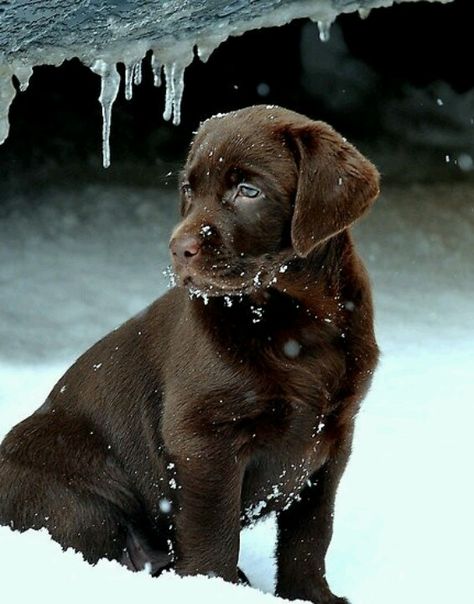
169,105 -> 379,296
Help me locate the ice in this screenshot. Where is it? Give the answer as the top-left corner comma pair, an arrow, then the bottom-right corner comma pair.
90,60 -> 121,169
151,52 -> 162,87
0,70 -> 16,145
133,60 -> 143,86
124,59 -> 143,101
163,63 -> 185,126
15,64 -> 33,92
196,32 -> 230,63
317,20 -> 333,42
124,63 -> 134,101
0,2 -> 346,162
0,0 -> 460,171
358,8 -> 371,19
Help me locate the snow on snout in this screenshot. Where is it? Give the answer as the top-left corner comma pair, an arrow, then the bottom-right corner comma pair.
200,224 -> 212,237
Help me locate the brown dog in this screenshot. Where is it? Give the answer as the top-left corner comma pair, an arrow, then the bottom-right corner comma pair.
0,106 -> 379,603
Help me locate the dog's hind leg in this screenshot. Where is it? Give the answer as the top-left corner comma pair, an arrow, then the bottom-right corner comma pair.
0,460 -> 132,564
0,412 -> 140,565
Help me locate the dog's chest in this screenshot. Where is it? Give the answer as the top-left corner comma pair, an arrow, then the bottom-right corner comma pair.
223,319 -> 346,516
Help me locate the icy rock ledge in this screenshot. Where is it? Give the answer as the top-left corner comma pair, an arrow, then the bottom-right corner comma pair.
0,0 -> 452,167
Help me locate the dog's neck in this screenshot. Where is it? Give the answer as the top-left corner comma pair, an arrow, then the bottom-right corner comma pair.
188,232 -> 352,328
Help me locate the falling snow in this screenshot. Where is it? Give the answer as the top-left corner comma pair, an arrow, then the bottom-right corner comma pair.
282,339 -> 301,359
159,498 -> 172,514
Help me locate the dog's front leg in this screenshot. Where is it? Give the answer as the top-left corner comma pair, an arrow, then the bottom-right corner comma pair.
276,447 -> 351,604
164,428 -> 244,582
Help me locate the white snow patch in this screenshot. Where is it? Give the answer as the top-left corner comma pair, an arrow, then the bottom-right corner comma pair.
0,526 -> 289,604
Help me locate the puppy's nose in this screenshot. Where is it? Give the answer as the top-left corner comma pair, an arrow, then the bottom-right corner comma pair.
170,236 -> 201,263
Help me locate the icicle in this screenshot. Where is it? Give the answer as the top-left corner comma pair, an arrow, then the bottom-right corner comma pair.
196,33 -> 229,63
90,60 -> 120,169
123,59 -> 143,101
358,8 -> 371,20
163,65 -> 173,123
133,60 -> 142,86
163,63 -> 185,126
151,53 -> 162,87
15,65 -> 33,92
0,73 -> 16,145
317,20 -> 332,43
124,63 -> 134,100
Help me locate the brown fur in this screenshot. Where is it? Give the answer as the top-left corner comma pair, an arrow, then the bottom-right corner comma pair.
0,106 -> 379,603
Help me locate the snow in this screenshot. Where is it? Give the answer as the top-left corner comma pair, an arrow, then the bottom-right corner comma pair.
282,339 -> 301,359
0,526 -> 284,604
1,180 -> 473,603
458,153 -> 473,172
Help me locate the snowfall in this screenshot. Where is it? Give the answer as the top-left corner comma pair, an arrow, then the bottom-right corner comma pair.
0,177 -> 473,604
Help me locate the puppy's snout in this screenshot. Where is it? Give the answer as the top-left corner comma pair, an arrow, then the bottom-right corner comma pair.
170,236 -> 201,263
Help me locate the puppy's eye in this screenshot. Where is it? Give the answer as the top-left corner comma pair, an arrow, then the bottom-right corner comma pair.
237,183 -> 261,199
180,183 -> 192,216
181,183 -> 192,197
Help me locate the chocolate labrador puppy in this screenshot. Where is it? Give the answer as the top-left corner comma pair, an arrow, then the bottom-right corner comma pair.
0,105 -> 379,603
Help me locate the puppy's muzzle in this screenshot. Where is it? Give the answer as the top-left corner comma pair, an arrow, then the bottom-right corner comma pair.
169,236 -> 202,284
169,235 -> 201,264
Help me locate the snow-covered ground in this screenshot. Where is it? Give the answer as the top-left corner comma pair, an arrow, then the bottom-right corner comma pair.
1,179 -> 473,603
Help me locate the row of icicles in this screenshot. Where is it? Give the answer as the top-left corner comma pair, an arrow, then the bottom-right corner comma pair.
91,15 -> 349,169
1,13 -> 373,168
91,56 -> 186,168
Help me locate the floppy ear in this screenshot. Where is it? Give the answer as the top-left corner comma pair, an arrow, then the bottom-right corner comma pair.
287,120 -> 380,257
